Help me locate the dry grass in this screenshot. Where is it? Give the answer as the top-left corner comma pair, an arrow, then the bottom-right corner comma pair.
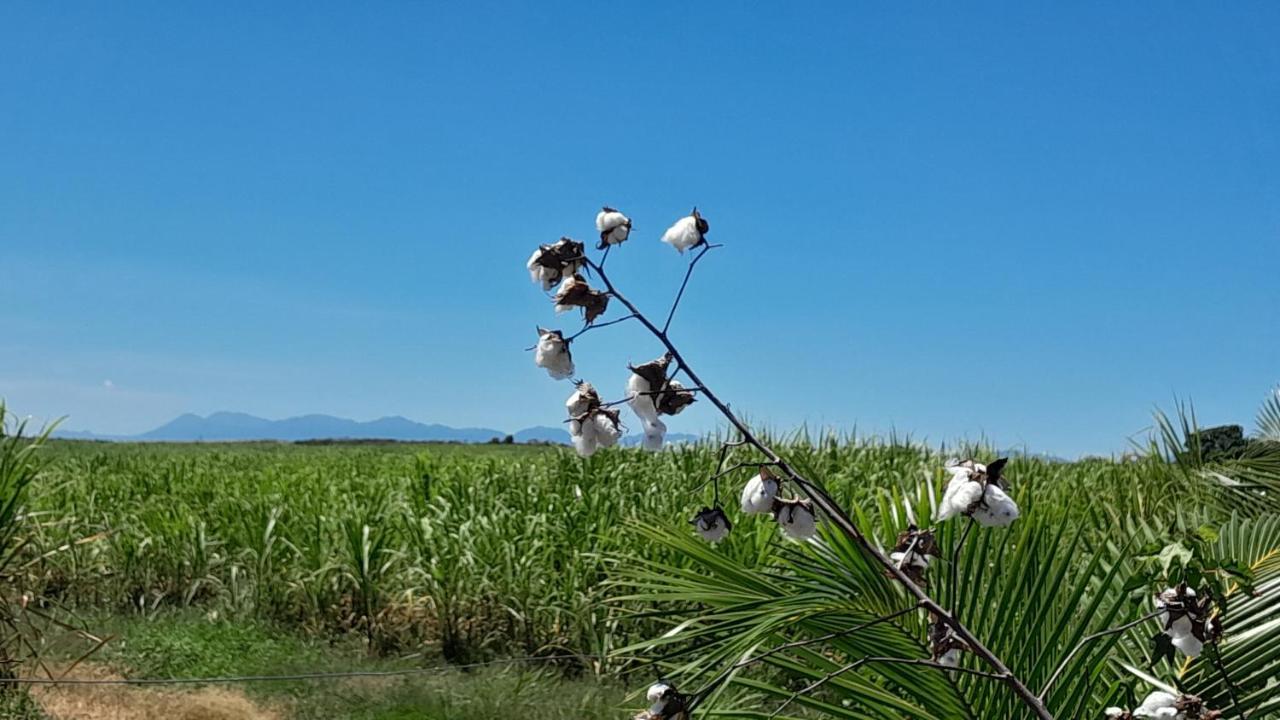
32,666 -> 281,720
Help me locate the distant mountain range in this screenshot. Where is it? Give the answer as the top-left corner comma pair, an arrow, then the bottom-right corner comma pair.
54,411 -> 700,446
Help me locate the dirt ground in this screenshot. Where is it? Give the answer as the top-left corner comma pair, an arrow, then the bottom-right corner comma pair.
31,665 -> 282,720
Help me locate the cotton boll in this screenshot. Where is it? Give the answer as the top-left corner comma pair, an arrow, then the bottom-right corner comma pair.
775,499 -> 817,541
569,418 -> 596,457
1105,707 -> 1128,718
660,209 -> 708,253
534,328 -> 574,380
596,207 -> 631,249
740,471 -> 779,514
1133,691 -> 1178,719
592,412 -> 623,450
641,418 -> 667,451
937,471 -> 984,521
643,681 -> 686,718
628,373 -> 660,424
690,507 -> 732,543
527,249 -> 556,290
971,484 -> 1020,527
1172,633 -> 1203,658
566,383 -> 596,417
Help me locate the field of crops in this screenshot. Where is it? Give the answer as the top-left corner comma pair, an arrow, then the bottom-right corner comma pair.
6,422 -> 1280,719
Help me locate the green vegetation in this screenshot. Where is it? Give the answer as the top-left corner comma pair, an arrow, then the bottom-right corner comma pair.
1,396 -> 1277,718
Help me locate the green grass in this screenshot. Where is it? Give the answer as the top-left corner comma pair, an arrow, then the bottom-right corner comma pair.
13,434 -> 1279,718
41,611 -> 624,720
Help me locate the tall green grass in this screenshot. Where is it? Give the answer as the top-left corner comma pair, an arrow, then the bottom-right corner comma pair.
20,438 -> 1182,671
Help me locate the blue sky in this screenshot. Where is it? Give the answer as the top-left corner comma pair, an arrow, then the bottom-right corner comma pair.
2,3 -> 1277,457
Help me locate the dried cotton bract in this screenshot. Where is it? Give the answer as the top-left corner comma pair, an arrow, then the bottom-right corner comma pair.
565,382 -> 622,457
936,458 -> 1019,527
888,524 -> 941,587
596,206 -> 632,249
635,680 -> 689,720
553,273 -> 611,324
929,614 -> 970,668
740,469 -> 779,514
661,208 -> 709,254
533,327 -> 574,380
690,506 -> 732,543
526,237 -> 585,291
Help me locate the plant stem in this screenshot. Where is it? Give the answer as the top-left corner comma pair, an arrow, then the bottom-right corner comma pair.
586,256 -> 1056,720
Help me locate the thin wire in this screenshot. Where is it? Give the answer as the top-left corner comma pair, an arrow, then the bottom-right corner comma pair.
3,653 -> 634,686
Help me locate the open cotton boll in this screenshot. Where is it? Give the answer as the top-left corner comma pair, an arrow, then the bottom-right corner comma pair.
527,248 -> 557,290
569,419 -> 596,457
641,418 -> 667,451
627,372 -> 660,423
1133,691 -> 1178,719
937,471 -> 984,521
690,506 -> 732,543
740,471 -> 779,514
527,237 -> 585,290
774,498 -> 817,541
596,206 -> 631,249
660,208 -> 708,254
971,484 -> 1020,527
592,412 -> 623,449
640,681 -> 687,719
1172,633 -> 1203,658
566,383 -> 598,417
656,380 -> 696,415
534,328 -> 574,380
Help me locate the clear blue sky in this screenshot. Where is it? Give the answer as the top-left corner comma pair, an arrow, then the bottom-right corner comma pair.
2,3 -> 1277,457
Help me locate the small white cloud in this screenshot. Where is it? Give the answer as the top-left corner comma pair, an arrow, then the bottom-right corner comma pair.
103,380 -> 115,389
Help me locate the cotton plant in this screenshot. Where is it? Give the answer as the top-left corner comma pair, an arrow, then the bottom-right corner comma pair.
1105,691 -> 1222,719
521,206 -> 1074,720
936,457 -> 1020,527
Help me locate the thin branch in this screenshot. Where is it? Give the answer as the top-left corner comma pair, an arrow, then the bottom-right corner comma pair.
1209,641 -> 1247,720
584,254 -> 1056,720
948,518 -> 976,617
687,604 -> 921,711
662,243 -> 719,335
1038,609 -> 1164,700
770,655 -> 1006,718
564,313 -> 637,342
